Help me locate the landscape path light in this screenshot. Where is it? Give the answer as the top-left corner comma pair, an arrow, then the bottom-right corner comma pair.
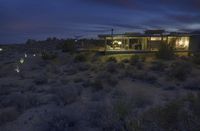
15,66 -> 20,73
20,58 -> 24,64
25,53 -> 27,58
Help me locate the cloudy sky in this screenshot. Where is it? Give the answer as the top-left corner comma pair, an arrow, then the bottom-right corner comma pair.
0,0 -> 200,44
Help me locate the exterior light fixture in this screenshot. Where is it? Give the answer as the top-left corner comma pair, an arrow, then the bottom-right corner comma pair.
15,66 -> 20,73
20,58 -> 24,64
25,53 -> 27,58
0,48 -> 3,51
33,54 -> 36,57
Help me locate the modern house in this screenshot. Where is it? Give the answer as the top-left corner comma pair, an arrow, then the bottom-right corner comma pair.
99,30 -> 200,52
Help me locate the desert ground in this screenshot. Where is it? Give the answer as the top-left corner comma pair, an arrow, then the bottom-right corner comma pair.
0,44 -> 200,131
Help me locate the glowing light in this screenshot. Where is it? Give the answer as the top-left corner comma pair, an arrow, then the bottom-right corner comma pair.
0,48 -> 3,51
118,41 -> 122,45
25,53 -> 27,58
176,37 -> 189,49
20,58 -> 24,64
15,66 -> 20,73
113,40 -> 122,45
150,37 -> 162,41
33,54 -> 36,57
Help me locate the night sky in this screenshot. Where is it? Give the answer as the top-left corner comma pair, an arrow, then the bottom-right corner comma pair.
0,0 -> 200,44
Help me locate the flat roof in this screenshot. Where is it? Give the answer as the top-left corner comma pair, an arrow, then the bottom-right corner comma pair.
98,33 -> 192,38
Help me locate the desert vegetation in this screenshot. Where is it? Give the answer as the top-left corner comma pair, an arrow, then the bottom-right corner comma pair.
0,43 -> 200,131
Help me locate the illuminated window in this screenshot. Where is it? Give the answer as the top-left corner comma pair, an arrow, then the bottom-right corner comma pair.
150,37 -> 162,41
176,37 -> 189,49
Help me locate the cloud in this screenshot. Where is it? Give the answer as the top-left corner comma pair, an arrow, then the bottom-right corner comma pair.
0,0 -> 200,43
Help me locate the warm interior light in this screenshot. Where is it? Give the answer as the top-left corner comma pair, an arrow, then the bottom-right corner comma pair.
176,37 -> 189,49
118,41 -> 122,45
150,37 -> 162,41
113,40 -> 122,45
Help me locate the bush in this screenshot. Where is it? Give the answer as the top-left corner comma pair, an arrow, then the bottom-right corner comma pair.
156,43 -> 175,60
129,55 -> 140,65
54,86 -> 81,105
114,100 -> 130,120
61,40 -> 76,52
183,80 -> 200,90
134,94 -> 200,130
91,79 -> 103,91
133,72 -> 157,84
74,53 -> 87,62
168,61 -> 191,81
150,61 -> 167,72
0,107 -> 20,126
141,100 -> 183,130
34,75 -> 48,85
41,51 -> 57,60
106,57 -> 117,63
106,75 -> 118,87
45,113 -> 72,131
192,53 -> 200,65
106,62 -> 118,73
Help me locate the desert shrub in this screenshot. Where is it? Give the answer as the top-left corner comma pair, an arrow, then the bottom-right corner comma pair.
156,43 -> 175,60
163,86 -> 176,90
192,53 -> 200,65
82,79 -> 92,88
66,67 -> 77,75
141,100 -> 183,130
54,86 -> 81,105
61,40 -> 76,52
121,58 -> 129,63
41,51 -> 57,60
122,65 -> 136,78
4,93 -> 41,112
131,93 -> 153,108
33,75 -> 48,85
133,72 -> 157,84
114,100 -> 130,120
0,86 -> 11,95
135,62 -> 144,70
45,113 -> 76,131
183,80 -> 200,90
77,63 -> 90,71
0,107 -> 20,126
91,79 -> 103,91
106,75 -> 118,87
118,62 -> 125,69
73,77 -> 83,83
60,78 -> 70,85
74,53 -> 87,62
96,71 -> 118,87
106,56 -> 117,63
126,93 -> 200,131
150,61 -> 167,72
106,62 -> 118,73
168,61 -> 191,81
129,55 -> 140,65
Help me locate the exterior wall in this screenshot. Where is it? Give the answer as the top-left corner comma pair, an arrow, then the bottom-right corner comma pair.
189,35 -> 200,52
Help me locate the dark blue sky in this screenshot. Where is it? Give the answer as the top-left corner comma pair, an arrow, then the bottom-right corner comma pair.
0,0 -> 200,44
